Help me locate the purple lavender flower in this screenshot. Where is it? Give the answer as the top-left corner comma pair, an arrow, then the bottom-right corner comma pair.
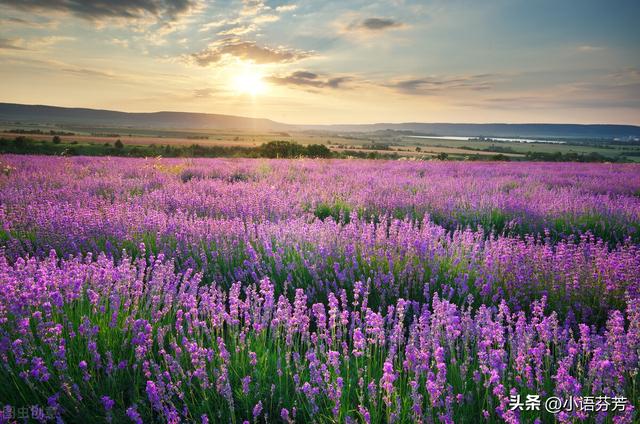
101,396 -> 115,411
241,375 -> 251,394
253,401 -> 263,418
126,406 -> 143,424
146,380 -> 161,410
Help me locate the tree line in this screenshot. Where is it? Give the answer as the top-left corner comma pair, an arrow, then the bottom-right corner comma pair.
0,136 -> 624,162
0,137 -> 336,159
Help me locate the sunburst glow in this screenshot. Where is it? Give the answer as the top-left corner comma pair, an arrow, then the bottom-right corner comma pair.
232,67 -> 267,96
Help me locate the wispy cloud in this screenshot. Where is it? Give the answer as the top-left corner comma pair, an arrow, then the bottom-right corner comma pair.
0,35 -> 74,50
240,0 -> 267,17
350,17 -> 405,31
29,36 -> 76,49
461,69 -> 640,111
0,37 -> 27,50
59,66 -> 122,79
192,0 -> 298,65
198,18 -> 239,32
275,4 -> 297,13
0,16 -> 36,26
199,0 -> 290,33
607,67 -> 640,82
217,24 -> 257,36
267,71 -> 352,89
0,15 -> 58,29
0,0 -> 197,22
252,14 -> 279,24
388,74 -> 496,95
474,94 -> 640,110
334,15 -> 409,42
110,38 -> 130,48
189,39 -> 312,66
193,88 -> 214,98
577,45 -> 604,52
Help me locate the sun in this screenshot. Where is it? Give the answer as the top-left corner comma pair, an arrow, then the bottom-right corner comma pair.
232,67 -> 267,96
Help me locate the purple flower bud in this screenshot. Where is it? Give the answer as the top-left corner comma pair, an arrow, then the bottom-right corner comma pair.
126,406 -> 143,424
253,401 -> 263,418
101,396 -> 115,411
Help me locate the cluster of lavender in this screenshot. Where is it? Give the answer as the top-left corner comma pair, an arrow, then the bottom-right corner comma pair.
2,209 -> 638,327
0,251 -> 637,423
1,156 -> 639,246
0,155 -> 639,422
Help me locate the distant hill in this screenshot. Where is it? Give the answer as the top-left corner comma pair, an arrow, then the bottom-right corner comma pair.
1,103 -> 639,139
0,103 -> 293,132
302,123 -> 640,139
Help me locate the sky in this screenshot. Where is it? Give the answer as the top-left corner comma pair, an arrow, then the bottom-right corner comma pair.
0,0 -> 639,125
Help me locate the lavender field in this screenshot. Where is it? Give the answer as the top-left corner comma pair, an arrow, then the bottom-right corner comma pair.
1,155 -> 639,423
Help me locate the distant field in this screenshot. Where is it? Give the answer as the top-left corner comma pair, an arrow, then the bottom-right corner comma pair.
0,131 -> 525,159
400,136 -> 640,161
333,145 -> 525,158
2,123 -> 639,161
2,132 -> 263,147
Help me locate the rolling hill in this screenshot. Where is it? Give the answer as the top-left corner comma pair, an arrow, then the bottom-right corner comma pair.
0,103 -> 293,132
1,103 -> 639,139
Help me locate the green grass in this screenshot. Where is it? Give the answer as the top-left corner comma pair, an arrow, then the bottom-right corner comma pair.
404,137 -> 640,162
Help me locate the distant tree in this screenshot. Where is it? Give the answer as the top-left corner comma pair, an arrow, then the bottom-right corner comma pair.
52,135 -> 61,144
436,152 -> 448,160
259,140 -> 305,158
490,154 -> 510,161
114,139 -> 124,149
415,147 -> 421,152
13,136 -> 27,147
305,144 -> 332,158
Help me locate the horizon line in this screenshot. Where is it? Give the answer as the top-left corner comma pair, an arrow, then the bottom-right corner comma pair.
2,101 -> 640,128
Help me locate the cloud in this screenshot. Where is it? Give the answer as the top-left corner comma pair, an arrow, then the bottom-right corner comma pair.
0,37 -> 26,50
461,69 -> 640,111
193,88 -> 214,98
267,71 -> 352,89
269,71 -> 498,95
199,18 -> 239,32
389,74 -> 495,95
475,93 -> 640,110
198,1 -> 291,40
349,17 -> 405,32
240,0 -> 267,16
607,67 -> 640,82
253,14 -> 279,24
59,66 -> 121,79
29,36 -> 76,48
0,0 -> 197,21
2,55 -> 129,80
217,24 -> 257,36
0,35 -> 75,51
189,39 -> 312,66
0,15 -> 57,28
275,4 -> 297,13
336,16 -> 409,40
110,38 -> 130,48
577,45 -> 604,52
0,16 -> 31,25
